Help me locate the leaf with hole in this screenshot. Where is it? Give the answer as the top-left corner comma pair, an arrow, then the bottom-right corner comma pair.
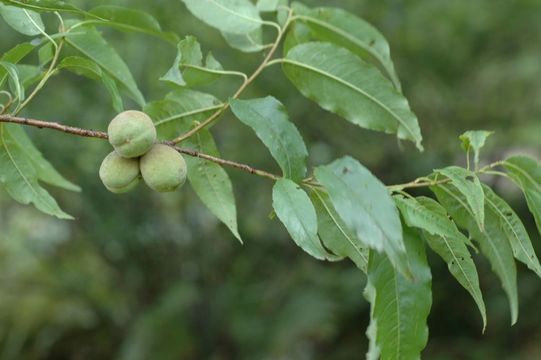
311,188 -> 368,272
432,183 -> 518,324
314,156 -> 410,277
435,166 -> 485,231
394,195 -> 486,329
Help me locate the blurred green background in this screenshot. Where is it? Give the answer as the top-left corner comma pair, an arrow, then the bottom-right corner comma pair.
1,0 -> 541,359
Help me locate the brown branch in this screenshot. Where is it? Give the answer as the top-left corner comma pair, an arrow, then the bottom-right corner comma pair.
0,114 -> 108,139
173,147 -> 280,181
0,114 -> 282,181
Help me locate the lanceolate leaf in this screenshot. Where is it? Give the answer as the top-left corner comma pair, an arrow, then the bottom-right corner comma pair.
483,184 -> 541,278
7,125 -> 79,192
272,178 -> 333,260
311,188 -> 368,272
88,6 -> 179,43
290,4 -> 401,90
314,156 -> 410,278
367,226 -> 432,360
66,25 -> 145,107
0,3 -> 44,36
0,61 -> 24,105
0,124 -> 73,219
435,166 -> 485,231
283,42 -> 423,151
144,89 -> 223,140
502,156 -> 541,236
432,183 -> 518,324
395,195 -> 486,329
184,129 -> 241,243
230,96 -> 308,182
0,42 -> 35,86
58,56 -> 124,112
180,0 -> 263,35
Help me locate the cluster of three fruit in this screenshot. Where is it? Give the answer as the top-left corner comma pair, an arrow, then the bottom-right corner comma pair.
99,111 -> 188,193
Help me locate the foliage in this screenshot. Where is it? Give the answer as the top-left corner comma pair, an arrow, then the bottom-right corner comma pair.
1,0 -> 541,359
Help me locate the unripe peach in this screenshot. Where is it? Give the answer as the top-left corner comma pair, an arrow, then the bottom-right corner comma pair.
99,151 -> 140,193
108,110 -> 156,158
140,144 -> 187,192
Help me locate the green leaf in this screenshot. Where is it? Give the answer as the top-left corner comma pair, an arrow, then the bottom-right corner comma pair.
435,166 -> 485,231
184,129 -> 241,243
161,36 -> 223,87
283,42 -> 423,151
0,61 -> 24,105
483,184 -> 541,278
0,0 -> 92,17
502,156 -> 541,236
283,21 -> 311,55
257,0 -> 285,12
459,130 -> 493,169
272,178 -> 333,260
58,56 -> 102,79
66,25 -> 145,107
16,63 -> 41,89
58,56 -> 124,112
230,96 -> 308,182
290,4 -> 401,90
6,125 -> 79,192
314,156 -> 410,278
432,183 -> 518,324
0,42 -> 35,87
311,188 -> 368,272
0,4 -> 44,36
0,124 -> 73,219
366,226 -> 432,360
222,29 -> 265,53
180,0 -> 263,35
394,195 -> 486,329
144,89 -> 223,140
88,5 -> 178,43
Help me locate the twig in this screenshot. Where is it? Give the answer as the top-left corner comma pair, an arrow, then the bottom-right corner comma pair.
169,9 -> 294,145
0,114 -> 282,181
0,114 -> 108,139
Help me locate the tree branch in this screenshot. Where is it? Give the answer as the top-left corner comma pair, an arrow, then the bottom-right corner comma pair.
169,9 -> 294,145
0,114 -> 281,181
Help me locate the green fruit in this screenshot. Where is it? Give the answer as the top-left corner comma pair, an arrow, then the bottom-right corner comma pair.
140,144 -> 187,192
108,110 -> 157,158
99,151 -> 141,193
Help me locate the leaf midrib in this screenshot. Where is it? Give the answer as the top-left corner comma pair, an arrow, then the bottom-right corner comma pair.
282,57 -> 419,144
